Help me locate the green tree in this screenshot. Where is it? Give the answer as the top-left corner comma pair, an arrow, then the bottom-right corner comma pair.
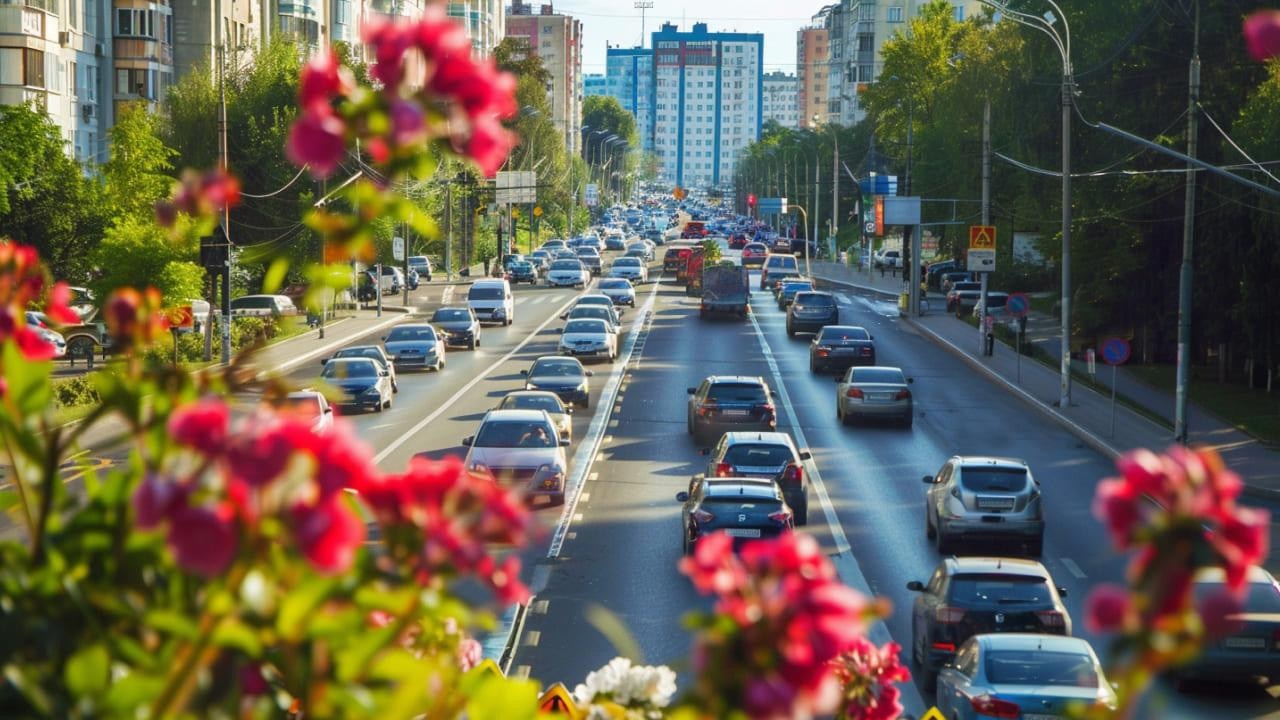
102,103 -> 178,221
89,216 -> 198,302
155,260 -> 207,305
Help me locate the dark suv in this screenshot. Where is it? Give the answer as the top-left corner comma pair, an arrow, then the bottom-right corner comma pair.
786,291 -> 839,336
687,376 -> 777,444
701,431 -> 811,525
676,477 -> 793,554
908,557 -> 1071,689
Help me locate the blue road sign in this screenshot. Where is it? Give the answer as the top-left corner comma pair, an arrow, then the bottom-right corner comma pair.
1101,337 -> 1131,366
1006,292 -> 1030,318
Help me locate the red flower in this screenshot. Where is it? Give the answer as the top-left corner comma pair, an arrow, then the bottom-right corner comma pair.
1085,583 -> 1132,634
416,10 -> 471,58
834,638 -> 910,720
1244,10 -> 1280,62
291,495 -> 366,574
132,474 -> 189,530
225,412 -> 306,488
168,397 -> 230,457
105,287 -> 168,346
1198,588 -> 1245,637
679,532 -> 743,595
299,50 -> 347,108
167,504 -> 238,577
465,117 -> 515,178
1093,477 -> 1141,548
1209,507 -> 1269,590
46,282 -> 82,325
312,422 -> 377,499
287,108 -> 348,179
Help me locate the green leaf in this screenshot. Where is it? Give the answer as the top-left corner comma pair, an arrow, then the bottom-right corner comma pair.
212,617 -> 263,657
0,488 -> 19,511
464,675 -> 540,720
262,256 -> 290,294
64,643 -> 110,697
104,671 -> 165,713
277,576 -> 338,641
2,341 -> 50,424
144,609 -> 200,640
4,664 -> 53,714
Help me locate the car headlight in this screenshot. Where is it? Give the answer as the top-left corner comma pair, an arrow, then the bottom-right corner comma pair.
361,386 -> 381,396
493,308 -> 506,317
470,462 -> 489,474
577,382 -> 589,392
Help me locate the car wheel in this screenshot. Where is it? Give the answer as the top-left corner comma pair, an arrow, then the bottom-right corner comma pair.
786,324 -> 795,338
392,381 -> 399,394
839,405 -> 852,426
925,507 -> 936,539
682,531 -> 691,556
935,527 -> 953,555
547,492 -> 565,507
468,338 -> 476,350
794,496 -> 809,526
579,397 -> 589,410
437,357 -> 446,371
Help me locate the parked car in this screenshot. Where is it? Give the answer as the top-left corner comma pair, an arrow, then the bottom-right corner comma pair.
429,306 -> 481,350
785,291 -> 839,336
935,634 -> 1114,718
908,556 -> 1072,688
557,318 -> 617,362
809,325 -> 876,374
320,357 -> 393,412
468,278 -> 514,326
946,281 -> 982,314
873,248 -> 902,269
687,375 -> 777,444
23,311 -> 67,358
835,365 -> 913,427
522,356 -> 593,409
923,456 -> 1046,556
497,390 -> 573,445
972,291 -> 1011,319
676,477 -> 793,554
699,430 -> 810,525
598,278 -> 637,307
230,294 -> 297,317
1170,566 -> 1280,685
546,258 -> 590,288
382,323 -> 446,371
940,271 -> 975,294
324,344 -> 398,392
407,255 -> 433,282
462,409 -> 570,503
379,265 -> 405,293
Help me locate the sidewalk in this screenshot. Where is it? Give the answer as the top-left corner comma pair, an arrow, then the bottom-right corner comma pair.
807,260 -> 1280,498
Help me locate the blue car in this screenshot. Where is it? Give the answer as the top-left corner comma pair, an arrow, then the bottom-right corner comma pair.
936,634 -> 1115,718
320,357 -> 393,413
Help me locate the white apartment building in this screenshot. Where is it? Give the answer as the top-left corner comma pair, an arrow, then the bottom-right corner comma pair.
603,45 -> 651,151
504,1 -> 582,155
761,70 -> 798,128
650,22 -> 762,190
446,0 -> 503,57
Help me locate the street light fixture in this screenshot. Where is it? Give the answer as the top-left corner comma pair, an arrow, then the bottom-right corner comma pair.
981,0 -> 1074,409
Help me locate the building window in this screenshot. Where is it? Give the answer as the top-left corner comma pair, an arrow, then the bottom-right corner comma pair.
116,8 -> 131,34
23,48 -> 45,88
954,5 -> 964,21
887,6 -> 903,22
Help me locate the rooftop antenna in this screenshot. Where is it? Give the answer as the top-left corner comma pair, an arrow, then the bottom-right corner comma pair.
635,1 -> 653,48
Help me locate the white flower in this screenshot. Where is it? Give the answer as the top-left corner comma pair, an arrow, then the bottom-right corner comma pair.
573,657 -> 677,710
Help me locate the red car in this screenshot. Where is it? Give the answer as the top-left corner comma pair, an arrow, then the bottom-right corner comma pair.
741,242 -> 768,267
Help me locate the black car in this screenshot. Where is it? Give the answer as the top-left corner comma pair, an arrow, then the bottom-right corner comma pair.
687,376 -> 777,444
522,356 -> 593,409
908,557 -> 1071,689
809,325 -> 876,373
676,477 -> 793,554
604,236 -> 627,251
785,291 -> 839,336
508,261 -> 538,285
430,306 -> 481,349
324,344 -> 398,393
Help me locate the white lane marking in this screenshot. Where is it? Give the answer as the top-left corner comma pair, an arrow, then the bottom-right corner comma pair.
522,630 -> 541,647
264,312 -> 407,378
573,513 -> 583,523
836,295 -> 852,305
1061,558 -> 1087,579
441,285 -> 455,305
532,600 -> 550,614
373,293 -> 582,465
579,492 -> 590,503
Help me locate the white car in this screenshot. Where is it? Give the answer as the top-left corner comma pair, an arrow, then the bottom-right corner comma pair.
547,258 -> 590,288
557,317 -> 618,362
24,311 -> 67,358
462,408 -> 570,502
563,295 -> 621,328
276,390 -> 334,433
498,390 -> 573,445
230,294 -> 298,317
609,256 -> 648,283
467,278 -> 514,326
597,278 -> 636,307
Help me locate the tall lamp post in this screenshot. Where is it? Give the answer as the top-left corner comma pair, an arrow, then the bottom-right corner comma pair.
982,0 -> 1074,409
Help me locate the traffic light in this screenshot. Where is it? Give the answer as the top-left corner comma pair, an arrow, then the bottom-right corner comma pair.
747,194 -> 757,209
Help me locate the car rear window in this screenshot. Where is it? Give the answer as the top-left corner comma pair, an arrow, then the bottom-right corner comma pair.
985,651 -> 1098,688
432,309 -> 470,321
848,368 -> 904,384
959,467 -> 1030,492
722,444 -> 793,467
948,574 -> 1053,607
707,383 -> 768,403
502,395 -> 562,413
794,293 -> 833,306
600,279 -> 630,289
615,258 -> 640,266
1194,580 -> 1280,611
564,320 -> 606,334
469,287 -> 505,299
386,326 -> 436,342
551,260 -> 582,270
819,327 -> 870,342
953,282 -> 981,292
474,420 -> 555,448
767,256 -> 798,270
703,496 -> 782,510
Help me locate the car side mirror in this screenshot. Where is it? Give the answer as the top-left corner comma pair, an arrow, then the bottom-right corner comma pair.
906,580 -> 925,592
520,369 -> 529,376
585,371 -> 594,377
462,436 -> 473,446
907,377 -> 915,384
565,407 -> 574,415
381,336 -> 387,341
676,491 -> 690,503
560,437 -> 571,447
380,370 -> 390,377
798,450 -> 812,461
1058,586 -> 1069,598
922,475 -> 935,484
320,358 -> 328,365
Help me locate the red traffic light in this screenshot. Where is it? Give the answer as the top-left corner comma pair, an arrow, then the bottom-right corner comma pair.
747,194 -> 757,207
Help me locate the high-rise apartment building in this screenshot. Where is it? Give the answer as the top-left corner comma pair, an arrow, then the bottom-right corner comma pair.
761,70 -> 798,129
446,0 -> 503,57
504,1 -> 582,155
172,0 -> 261,82
582,72 -> 604,97
650,22 -> 762,189
602,46 -> 651,151
795,23 -> 827,128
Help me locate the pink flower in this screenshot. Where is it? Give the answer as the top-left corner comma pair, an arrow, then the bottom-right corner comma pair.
104,287 -> 168,347
291,495 -> 366,574
1244,10 -> 1280,62
299,50 -> 347,108
834,638 -> 910,720
312,422 -> 377,499
167,504 -> 238,577
225,414 -> 302,488
456,636 -> 483,671
133,474 -> 189,529
389,99 -> 427,147
465,117 -> 515,177
1209,507 -> 1270,590
45,282 -> 82,325
1093,477 -> 1141,548
240,663 -> 269,696
679,532 -> 743,595
1198,588 -> 1245,637
1084,583 -> 1132,633
287,108 -> 348,179
416,10 -> 471,58
168,397 -> 230,457
489,553 -> 530,604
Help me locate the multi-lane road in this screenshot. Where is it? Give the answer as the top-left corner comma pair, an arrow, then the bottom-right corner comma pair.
15,244 -> 1280,717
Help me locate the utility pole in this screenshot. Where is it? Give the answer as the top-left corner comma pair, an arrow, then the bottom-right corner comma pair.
979,97 -> 992,354
1175,0 -> 1200,444
831,131 -> 839,259
444,177 -> 452,279
218,41 -> 232,363
813,153 -> 820,248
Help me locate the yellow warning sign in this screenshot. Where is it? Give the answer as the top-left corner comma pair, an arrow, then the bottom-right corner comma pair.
472,659 -> 504,678
920,707 -> 946,720
537,682 -> 581,718
533,205 -> 543,217
969,225 -> 996,250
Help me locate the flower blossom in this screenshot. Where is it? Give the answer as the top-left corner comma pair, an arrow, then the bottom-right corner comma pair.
833,638 -> 910,720
573,657 -> 678,715
104,286 -> 169,348
1244,10 -> 1280,62
0,244 -> 80,361
155,168 -> 241,229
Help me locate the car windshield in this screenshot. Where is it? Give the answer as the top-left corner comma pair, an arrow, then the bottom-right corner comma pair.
819,327 -> 870,342
531,359 -> 583,378
949,574 -> 1052,606
501,395 -> 563,413
322,361 -> 375,379
849,368 -> 904,385
1193,580 -> 1280,611
706,383 -> 768,403
959,467 -> 1030,493
551,260 -> 581,270
474,421 -> 555,448
334,347 -> 382,362
280,396 -> 322,417
953,282 -> 981,292
984,650 -> 1099,688
386,327 -> 436,342
794,293 -> 833,306
615,258 -> 640,266
565,320 -> 606,334
600,280 -> 630,289
722,444 -> 793,467
432,309 -> 470,322
469,287 -> 504,299
571,308 -> 610,321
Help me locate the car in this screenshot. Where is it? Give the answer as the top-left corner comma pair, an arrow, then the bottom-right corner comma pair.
462,409 -> 570,503
407,255 -> 433,282
609,256 -> 648,283
565,293 -> 622,321
774,278 -> 814,308
604,234 -> 627,251
676,477 -> 793,554
741,242 -> 768,267
429,306 -> 481,349
230,294 -> 297,317
23,311 -> 67,358
539,239 -> 567,253
575,247 -> 603,275
379,265 -> 405,293
785,291 -> 838,336
759,253 -> 801,290
1171,565 -> 1280,684
873,248 -> 902,269
563,304 -> 620,333
598,278 -> 637,307
507,261 -> 538,285
810,325 -> 876,374
528,250 -> 552,271
687,375 -> 776,444
908,556 -> 1073,689
325,344 -> 398,392
468,278 -> 514,325
972,291 -> 1011,319
947,281 -> 982,314
274,389 -> 334,433
498,390 -> 573,445
727,233 -> 748,250
522,356 -> 593,409
547,258 -> 590,288
699,430 -> 810,525
662,244 -> 697,274
624,244 -> 650,261
770,236 -> 793,254
382,323 -> 446,371
835,365 -> 913,427
557,317 -> 618,362
320,357 -> 393,412
935,634 -> 1114,718
924,456 -> 1046,555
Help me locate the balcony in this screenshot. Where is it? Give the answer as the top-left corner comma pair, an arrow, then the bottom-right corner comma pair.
114,37 -> 173,65
0,0 -> 57,15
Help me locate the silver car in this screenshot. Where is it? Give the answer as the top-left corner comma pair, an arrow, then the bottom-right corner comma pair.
462,409 -> 570,503
923,456 -> 1045,556
498,390 -> 573,445
835,366 -> 913,427
557,318 -> 618,362
382,323 -> 446,371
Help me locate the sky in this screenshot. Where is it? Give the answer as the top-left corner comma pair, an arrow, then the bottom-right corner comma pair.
546,0 -> 827,76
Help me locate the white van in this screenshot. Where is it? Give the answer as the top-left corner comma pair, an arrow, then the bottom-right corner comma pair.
467,278 -> 514,326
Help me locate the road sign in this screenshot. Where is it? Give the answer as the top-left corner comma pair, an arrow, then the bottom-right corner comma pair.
864,221 -> 875,234
1006,292 -> 1030,318
585,183 -> 599,207
757,197 -> 788,214
920,708 -> 945,720
967,225 -> 996,272
1101,336 -> 1131,366
536,683 -> 581,718
496,170 -> 537,204
392,236 -> 404,261
533,205 -> 543,217
1086,348 -> 1097,374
